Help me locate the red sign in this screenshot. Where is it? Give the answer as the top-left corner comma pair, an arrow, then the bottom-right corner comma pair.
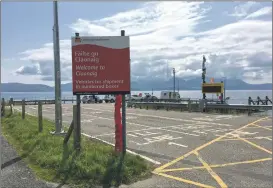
72,36 -> 130,95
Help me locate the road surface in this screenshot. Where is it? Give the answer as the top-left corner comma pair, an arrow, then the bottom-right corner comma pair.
15,103 -> 272,188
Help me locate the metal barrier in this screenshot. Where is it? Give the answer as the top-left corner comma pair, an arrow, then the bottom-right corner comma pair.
128,100 -> 272,115
248,96 -> 272,105
9,98 -> 76,105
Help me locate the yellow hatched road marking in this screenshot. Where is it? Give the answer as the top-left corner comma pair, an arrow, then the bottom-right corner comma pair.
153,172 -> 215,188
194,151 -> 227,188
247,126 -> 272,129
159,158 -> 272,173
234,136 -> 272,154
154,117 -> 268,173
218,136 -> 272,142
252,123 -> 272,131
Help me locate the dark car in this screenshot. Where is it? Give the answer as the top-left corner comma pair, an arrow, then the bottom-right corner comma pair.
82,95 -> 103,104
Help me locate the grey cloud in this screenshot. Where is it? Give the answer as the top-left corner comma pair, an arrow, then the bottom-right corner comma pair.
131,60 -> 169,80
15,60 -> 72,82
15,64 -> 39,75
205,52 -> 272,81
247,52 -> 272,68
40,76 -> 54,81
243,69 -> 267,80
41,75 -> 71,82
183,60 -> 202,71
39,62 -> 54,76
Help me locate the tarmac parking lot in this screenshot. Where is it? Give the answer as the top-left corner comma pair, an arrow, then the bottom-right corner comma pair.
15,103 -> 272,188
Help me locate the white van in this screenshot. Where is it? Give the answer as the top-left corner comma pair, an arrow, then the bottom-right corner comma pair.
160,91 -> 180,100
104,95 -> 115,103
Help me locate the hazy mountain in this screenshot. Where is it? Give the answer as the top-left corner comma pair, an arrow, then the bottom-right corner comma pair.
1,78 -> 272,92
1,83 -> 54,92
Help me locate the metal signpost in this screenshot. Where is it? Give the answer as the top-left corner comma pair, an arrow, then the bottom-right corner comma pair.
52,1 -> 63,134
121,30 -> 127,154
202,55 -> 207,100
173,68 -> 176,93
222,77 -> 226,102
71,31 -> 130,153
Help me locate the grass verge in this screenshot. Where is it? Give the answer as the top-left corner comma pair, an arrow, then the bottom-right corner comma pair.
1,110 -> 153,188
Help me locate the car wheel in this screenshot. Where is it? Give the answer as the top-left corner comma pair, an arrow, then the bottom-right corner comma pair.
110,99 -> 114,103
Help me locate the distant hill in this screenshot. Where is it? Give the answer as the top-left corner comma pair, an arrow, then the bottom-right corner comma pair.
1,83 -> 54,92
1,78 -> 272,92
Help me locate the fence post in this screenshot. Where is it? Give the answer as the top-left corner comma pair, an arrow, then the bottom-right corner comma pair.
63,120 -> 74,145
188,100 -> 192,112
248,97 -> 251,105
9,100 -> 13,115
10,98 -> 13,105
257,96 -> 260,105
1,98 -> 5,117
73,105 -> 81,152
22,99 -> 25,119
38,101 -> 43,132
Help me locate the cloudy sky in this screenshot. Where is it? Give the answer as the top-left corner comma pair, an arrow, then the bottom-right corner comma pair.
2,1 -> 272,86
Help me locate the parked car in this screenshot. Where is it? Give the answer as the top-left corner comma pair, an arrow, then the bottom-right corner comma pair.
160,91 -> 180,100
130,94 -> 143,101
82,95 -> 102,103
104,95 -> 115,103
82,96 -> 89,103
125,94 -> 130,101
142,93 -> 158,101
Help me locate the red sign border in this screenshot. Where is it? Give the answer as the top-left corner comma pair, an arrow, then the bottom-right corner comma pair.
71,36 -> 131,95
73,91 -> 130,95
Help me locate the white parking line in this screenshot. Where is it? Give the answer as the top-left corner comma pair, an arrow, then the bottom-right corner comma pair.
128,134 -> 138,137
255,136 -> 272,141
93,127 -> 162,137
43,105 -> 234,127
93,124 -> 201,138
19,106 -> 236,139
81,107 -> 233,127
130,134 -> 183,146
23,106 -> 240,137
82,133 -> 161,165
168,142 -> 188,148
42,105 -> 220,138
134,131 -> 161,136
27,107 -> 154,129
160,128 -> 200,137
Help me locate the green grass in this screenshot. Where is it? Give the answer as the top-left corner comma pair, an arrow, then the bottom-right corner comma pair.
1,110 -> 153,188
